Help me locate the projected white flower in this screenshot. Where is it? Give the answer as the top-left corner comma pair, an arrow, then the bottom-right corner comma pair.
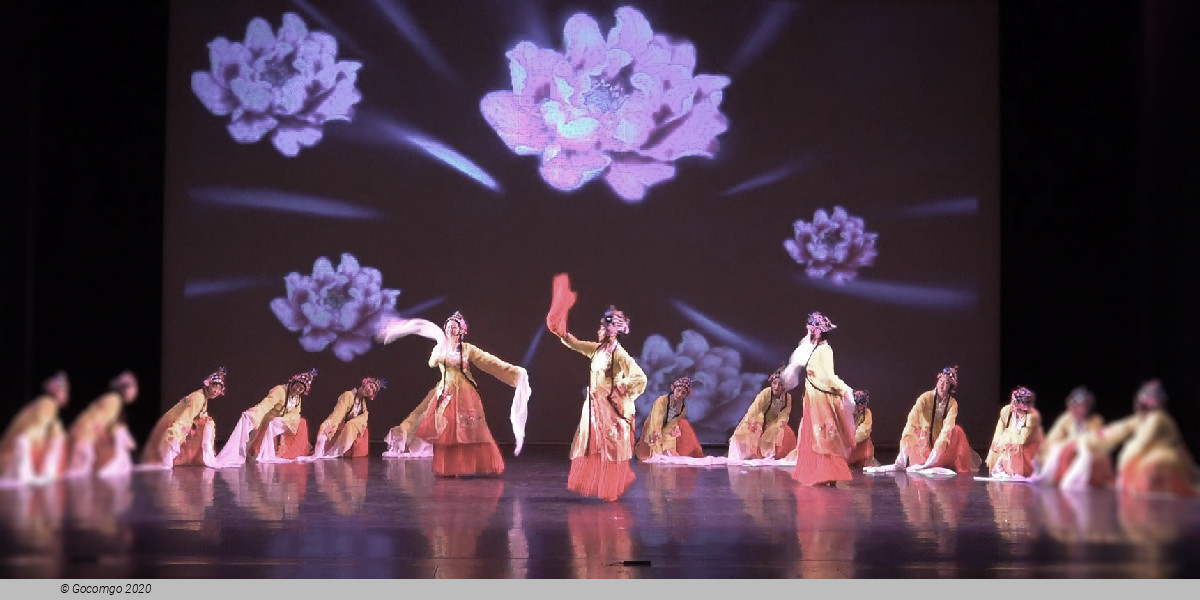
635,330 -> 767,443
191,13 -> 362,157
480,6 -> 731,202
270,253 -> 400,362
784,206 -> 879,285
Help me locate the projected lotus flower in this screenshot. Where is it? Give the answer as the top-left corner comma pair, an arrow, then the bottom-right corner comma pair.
270,253 -> 400,362
784,206 -> 879,285
191,13 -> 362,157
480,6 -> 730,202
635,330 -> 766,444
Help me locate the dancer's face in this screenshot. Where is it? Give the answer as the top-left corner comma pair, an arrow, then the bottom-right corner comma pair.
444,319 -> 462,338
121,382 -> 139,404
597,322 -> 618,342
936,376 -> 951,397
1068,402 -> 1088,420
806,324 -> 821,340
671,386 -> 688,402
360,383 -> 379,400
770,377 -> 785,397
288,381 -> 306,397
205,381 -> 225,399
48,382 -> 69,405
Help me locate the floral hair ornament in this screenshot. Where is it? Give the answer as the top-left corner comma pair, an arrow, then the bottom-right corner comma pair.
670,376 -> 693,396
109,371 -> 137,392
445,311 -> 468,336
768,366 -> 786,384
1067,386 -> 1095,408
361,376 -> 387,394
938,365 -> 959,392
288,368 -> 318,395
806,311 -> 837,333
602,306 -> 630,335
1135,379 -> 1167,407
853,390 -> 870,406
1011,385 -> 1036,408
204,367 -> 228,388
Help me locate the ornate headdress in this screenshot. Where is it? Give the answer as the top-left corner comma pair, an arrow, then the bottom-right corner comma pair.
807,311 -> 837,333
204,367 -> 228,388
1066,386 -> 1095,408
288,368 -> 318,395
43,371 -> 68,394
853,390 -> 870,406
1136,379 -> 1167,407
601,306 -> 630,335
768,366 -> 786,384
445,311 -> 468,335
937,365 -> 959,392
361,376 -> 387,394
109,371 -> 137,392
1011,385 -> 1036,407
670,376 -> 693,395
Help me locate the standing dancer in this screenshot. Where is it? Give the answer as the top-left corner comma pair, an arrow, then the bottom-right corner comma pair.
65,371 -> 139,478
638,376 -> 705,460
142,367 -> 227,468
547,274 -> 647,501
310,377 -> 383,459
0,372 -> 69,483
781,312 -> 856,486
379,312 -> 532,476
727,368 -> 796,461
894,366 -> 982,475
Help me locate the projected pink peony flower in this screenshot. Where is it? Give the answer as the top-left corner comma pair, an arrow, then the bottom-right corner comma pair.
636,330 -> 766,444
784,206 -> 879,285
191,13 -> 362,157
480,6 -> 730,202
270,253 -> 400,362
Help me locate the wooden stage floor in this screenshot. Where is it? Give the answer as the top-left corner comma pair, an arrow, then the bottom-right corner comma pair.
2,445 -> 1198,578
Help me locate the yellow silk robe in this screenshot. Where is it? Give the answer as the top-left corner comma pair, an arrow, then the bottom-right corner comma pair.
800,343 -> 854,458
426,342 -> 524,443
729,388 -> 792,458
560,334 -> 648,462
1040,411 -> 1103,460
1100,410 -> 1199,478
639,394 -> 690,456
142,390 -> 209,464
68,392 -> 124,443
320,390 -> 369,447
0,395 -> 65,472
854,408 -> 873,445
985,405 -> 1045,472
249,385 -> 303,434
899,391 -> 959,460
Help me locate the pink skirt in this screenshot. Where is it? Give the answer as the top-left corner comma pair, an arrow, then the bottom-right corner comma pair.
568,455 -> 636,501
174,416 -> 213,466
1053,442 -> 1115,487
416,387 -> 505,477
776,425 -> 798,458
792,418 -> 852,486
848,438 -> 875,468
673,419 -> 705,458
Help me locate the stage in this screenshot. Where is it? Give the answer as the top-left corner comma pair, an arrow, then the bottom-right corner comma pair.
1,445 -> 1197,578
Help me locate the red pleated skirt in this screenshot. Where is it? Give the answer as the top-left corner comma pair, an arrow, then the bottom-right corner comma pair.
416,388 -> 505,477
791,418 -> 852,486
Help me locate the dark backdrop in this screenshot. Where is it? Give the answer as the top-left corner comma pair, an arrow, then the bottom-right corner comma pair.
4,0 -> 1198,453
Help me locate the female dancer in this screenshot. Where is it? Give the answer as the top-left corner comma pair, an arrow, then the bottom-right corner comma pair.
547,274 -> 647,500
985,386 -> 1045,477
727,368 -> 796,461
894,366 -> 982,474
142,367 -> 226,468
782,311 -> 856,486
638,376 -> 705,460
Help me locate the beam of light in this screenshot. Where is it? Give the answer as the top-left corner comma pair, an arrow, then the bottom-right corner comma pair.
336,112 -> 503,192
727,1 -> 801,74
369,0 -> 461,85
721,155 -> 813,196
521,323 -> 547,367
183,276 -> 278,298
793,274 -> 979,310
290,0 -> 373,64
895,197 -> 979,218
395,295 -> 448,319
671,300 -> 787,365
190,186 -> 383,219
